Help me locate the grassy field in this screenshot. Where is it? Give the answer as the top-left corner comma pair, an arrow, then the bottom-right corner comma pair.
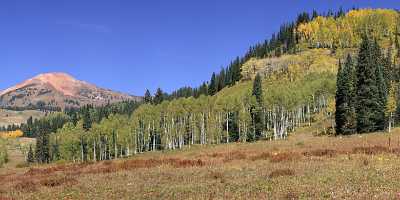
0,109 -> 45,127
2,127 -> 400,199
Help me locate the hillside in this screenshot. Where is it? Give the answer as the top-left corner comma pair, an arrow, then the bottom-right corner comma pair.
0,72 -> 141,110
0,109 -> 45,127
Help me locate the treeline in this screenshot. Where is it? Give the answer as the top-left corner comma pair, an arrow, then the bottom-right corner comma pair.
335,35 -> 399,134
2,100 -> 62,112
0,124 -> 20,132
20,100 -> 141,138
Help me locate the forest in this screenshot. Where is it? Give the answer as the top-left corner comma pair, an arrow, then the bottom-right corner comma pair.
19,8 -> 400,164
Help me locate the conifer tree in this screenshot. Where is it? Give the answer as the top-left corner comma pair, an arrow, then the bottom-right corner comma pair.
251,73 -> 264,139
35,121 -> 50,163
208,73 -> 217,96
144,89 -> 152,104
82,106 -> 92,131
335,59 -> 345,134
355,35 -> 385,133
153,88 -> 164,105
27,144 -> 35,163
372,40 -> 387,130
217,68 -> 226,91
335,55 -> 357,134
252,73 -> 263,105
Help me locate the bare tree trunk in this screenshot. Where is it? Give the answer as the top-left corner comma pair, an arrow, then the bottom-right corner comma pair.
93,139 -> 96,162
226,112 -> 229,143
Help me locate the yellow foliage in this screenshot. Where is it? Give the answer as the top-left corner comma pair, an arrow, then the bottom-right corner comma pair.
296,9 -> 399,48
386,83 -> 397,116
241,49 -> 338,82
0,130 -> 23,139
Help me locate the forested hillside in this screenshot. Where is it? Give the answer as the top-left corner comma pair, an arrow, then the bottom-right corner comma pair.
27,8 -> 400,163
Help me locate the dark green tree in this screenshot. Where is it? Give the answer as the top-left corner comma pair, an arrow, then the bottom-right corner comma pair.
217,68 -> 226,91
355,35 -> 385,133
208,73 -> 217,96
144,89 -> 152,104
82,105 -> 92,131
251,73 -> 264,140
27,144 -> 35,163
335,55 -> 357,134
35,120 -> 50,163
252,73 -> 263,105
153,88 -> 164,105
372,40 -> 387,130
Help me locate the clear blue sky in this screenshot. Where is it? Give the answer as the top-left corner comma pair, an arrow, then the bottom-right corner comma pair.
0,0 -> 398,96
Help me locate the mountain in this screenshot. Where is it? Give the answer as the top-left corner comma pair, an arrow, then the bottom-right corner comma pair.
0,72 -> 141,110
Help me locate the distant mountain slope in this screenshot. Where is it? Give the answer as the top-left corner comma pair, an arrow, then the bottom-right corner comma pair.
0,72 -> 141,110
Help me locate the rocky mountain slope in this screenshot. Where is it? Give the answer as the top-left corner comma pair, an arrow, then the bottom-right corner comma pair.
0,72 -> 141,110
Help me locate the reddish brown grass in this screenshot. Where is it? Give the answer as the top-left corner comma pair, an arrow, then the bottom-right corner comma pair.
39,176 -> 78,187
269,152 -> 301,163
0,196 -> 14,200
14,180 -> 37,192
250,152 -> 272,161
303,149 -> 337,157
85,158 -> 205,175
352,145 -> 391,155
222,151 -> 247,162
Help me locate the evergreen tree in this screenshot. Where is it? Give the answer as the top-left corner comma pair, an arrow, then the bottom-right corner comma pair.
252,73 -> 263,105
355,35 -> 385,133
217,68 -> 226,91
26,116 -> 33,137
35,121 -> 50,163
335,55 -> 357,134
335,59 -> 345,134
395,31 -> 400,58
372,40 -> 387,130
251,73 -> 264,139
144,89 -> 152,104
208,73 -> 217,95
153,88 -> 164,105
27,144 -> 35,163
82,106 -> 92,131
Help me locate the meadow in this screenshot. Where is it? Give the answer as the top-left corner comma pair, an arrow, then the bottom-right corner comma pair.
1,126 -> 400,199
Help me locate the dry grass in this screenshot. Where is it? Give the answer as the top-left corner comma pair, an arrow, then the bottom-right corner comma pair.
2,127 -> 400,199
268,169 -> 295,178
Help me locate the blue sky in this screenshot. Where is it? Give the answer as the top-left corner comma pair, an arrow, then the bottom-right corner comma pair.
0,0 -> 399,96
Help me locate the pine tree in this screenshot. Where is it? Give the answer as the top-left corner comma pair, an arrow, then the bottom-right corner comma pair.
335,59 -> 345,134
355,35 -> 385,133
383,49 -> 393,86
335,55 -> 357,134
27,144 -> 35,163
372,40 -> 387,130
153,88 -> 164,105
251,73 -> 264,139
82,106 -> 92,131
395,31 -> 400,58
208,73 -> 217,96
35,121 -> 50,163
252,73 -> 263,105
217,68 -> 226,91
144,89 -> 152,104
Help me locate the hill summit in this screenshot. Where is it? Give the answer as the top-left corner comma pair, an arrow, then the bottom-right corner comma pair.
0,72 -> 140,110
